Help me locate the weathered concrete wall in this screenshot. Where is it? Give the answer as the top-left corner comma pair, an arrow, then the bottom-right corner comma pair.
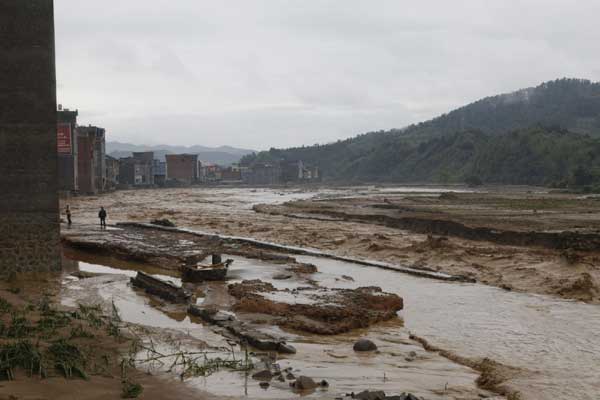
0,0 -> 61,272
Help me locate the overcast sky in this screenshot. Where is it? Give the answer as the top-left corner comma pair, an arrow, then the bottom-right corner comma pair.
55,1 -> 600,150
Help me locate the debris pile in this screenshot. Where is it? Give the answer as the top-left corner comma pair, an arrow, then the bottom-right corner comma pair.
228,280 -> 403,334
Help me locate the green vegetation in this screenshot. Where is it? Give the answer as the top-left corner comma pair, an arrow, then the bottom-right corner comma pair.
0,298 -> 117,381
48,340 -> 88,379
243,79 -> 600,186
0,341 -> 44,380
121,380 -> 143,398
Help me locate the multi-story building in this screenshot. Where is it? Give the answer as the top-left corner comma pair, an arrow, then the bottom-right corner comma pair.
57,108 -> 79,193
77,126 -> 106,193
76,129 -> 96,194
105,155 -> 119,191
153,159 -> 167,186
132,152 -> 154,186
166,154 -> 198,184
117,157 -> 135,186
119,152 -> 154,187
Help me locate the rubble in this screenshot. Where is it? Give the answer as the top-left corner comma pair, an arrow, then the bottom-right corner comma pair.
150,218 -> 176,227
252,369 -> 273,381
130,272 -> 191,304
188,306 -> 297,354
291,376 -> 318,391
228,281 -> 403,334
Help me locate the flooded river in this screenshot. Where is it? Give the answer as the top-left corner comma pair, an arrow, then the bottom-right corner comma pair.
63,187 -> 600,400
298,256 -> 600,400
63,255 -> 490,400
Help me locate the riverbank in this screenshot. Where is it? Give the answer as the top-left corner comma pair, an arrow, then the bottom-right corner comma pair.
0,267 -> 212,400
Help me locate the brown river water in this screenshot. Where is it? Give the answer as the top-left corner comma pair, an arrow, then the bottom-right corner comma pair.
61,187 -> 600,400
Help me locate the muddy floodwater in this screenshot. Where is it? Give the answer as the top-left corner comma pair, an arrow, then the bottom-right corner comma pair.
64,187 -> 600,400
62,255 -> 491,400
297,255 -> 600,400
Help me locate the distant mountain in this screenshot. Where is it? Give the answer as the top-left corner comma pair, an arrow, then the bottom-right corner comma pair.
243,78 -> 600,186
400,77 -> 600,141
106,142 -> 255,165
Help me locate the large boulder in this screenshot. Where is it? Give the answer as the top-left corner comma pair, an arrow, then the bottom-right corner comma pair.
354,390 -> 386,400
353,339 -> 378,352
278,343 -> 297,354
387,394 -> 421,400
292,376 -> 318,391
251,370 -> 273,381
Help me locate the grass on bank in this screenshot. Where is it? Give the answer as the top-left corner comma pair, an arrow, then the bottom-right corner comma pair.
0,289 -> 255,399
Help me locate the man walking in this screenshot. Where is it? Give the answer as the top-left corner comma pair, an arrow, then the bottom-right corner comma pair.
98,206 -> 107,229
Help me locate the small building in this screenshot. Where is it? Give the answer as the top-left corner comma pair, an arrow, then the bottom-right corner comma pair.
221,164 -> 242,182
304,165 -> 320,181
199,163 -> 222,183
105,155 -> 119,191
281,160 -> 304,182
57,108 -> 79,193
153,159 -> 166,186
166,154 -> 198,184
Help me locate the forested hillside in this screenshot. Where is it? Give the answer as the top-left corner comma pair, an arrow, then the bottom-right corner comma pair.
242,79 -> 600,186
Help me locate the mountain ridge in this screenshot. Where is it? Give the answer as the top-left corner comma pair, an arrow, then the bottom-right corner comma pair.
242,78 -> 600,186
106,141 -> 255,164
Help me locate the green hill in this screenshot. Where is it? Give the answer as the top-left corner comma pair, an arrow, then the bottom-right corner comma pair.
242,78 -> 600,186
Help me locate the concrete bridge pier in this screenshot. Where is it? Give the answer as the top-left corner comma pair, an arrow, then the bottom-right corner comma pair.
0,0 -> 61,272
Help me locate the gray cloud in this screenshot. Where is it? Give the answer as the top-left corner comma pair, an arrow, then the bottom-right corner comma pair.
55,0 -> 600,150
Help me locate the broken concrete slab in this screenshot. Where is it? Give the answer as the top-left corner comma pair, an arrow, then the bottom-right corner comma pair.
131,271 -> 191,304
188,305 -> 296,354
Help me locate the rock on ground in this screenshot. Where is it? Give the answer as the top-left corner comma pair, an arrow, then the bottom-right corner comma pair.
353,339 -> 378,352
292,376 -> 317,391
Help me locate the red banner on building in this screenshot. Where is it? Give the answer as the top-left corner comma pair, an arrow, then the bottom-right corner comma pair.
57,123 -> 72,154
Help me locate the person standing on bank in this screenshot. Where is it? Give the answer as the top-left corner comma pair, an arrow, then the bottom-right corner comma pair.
98,206 -> 107,229
65,205 -> 72,226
